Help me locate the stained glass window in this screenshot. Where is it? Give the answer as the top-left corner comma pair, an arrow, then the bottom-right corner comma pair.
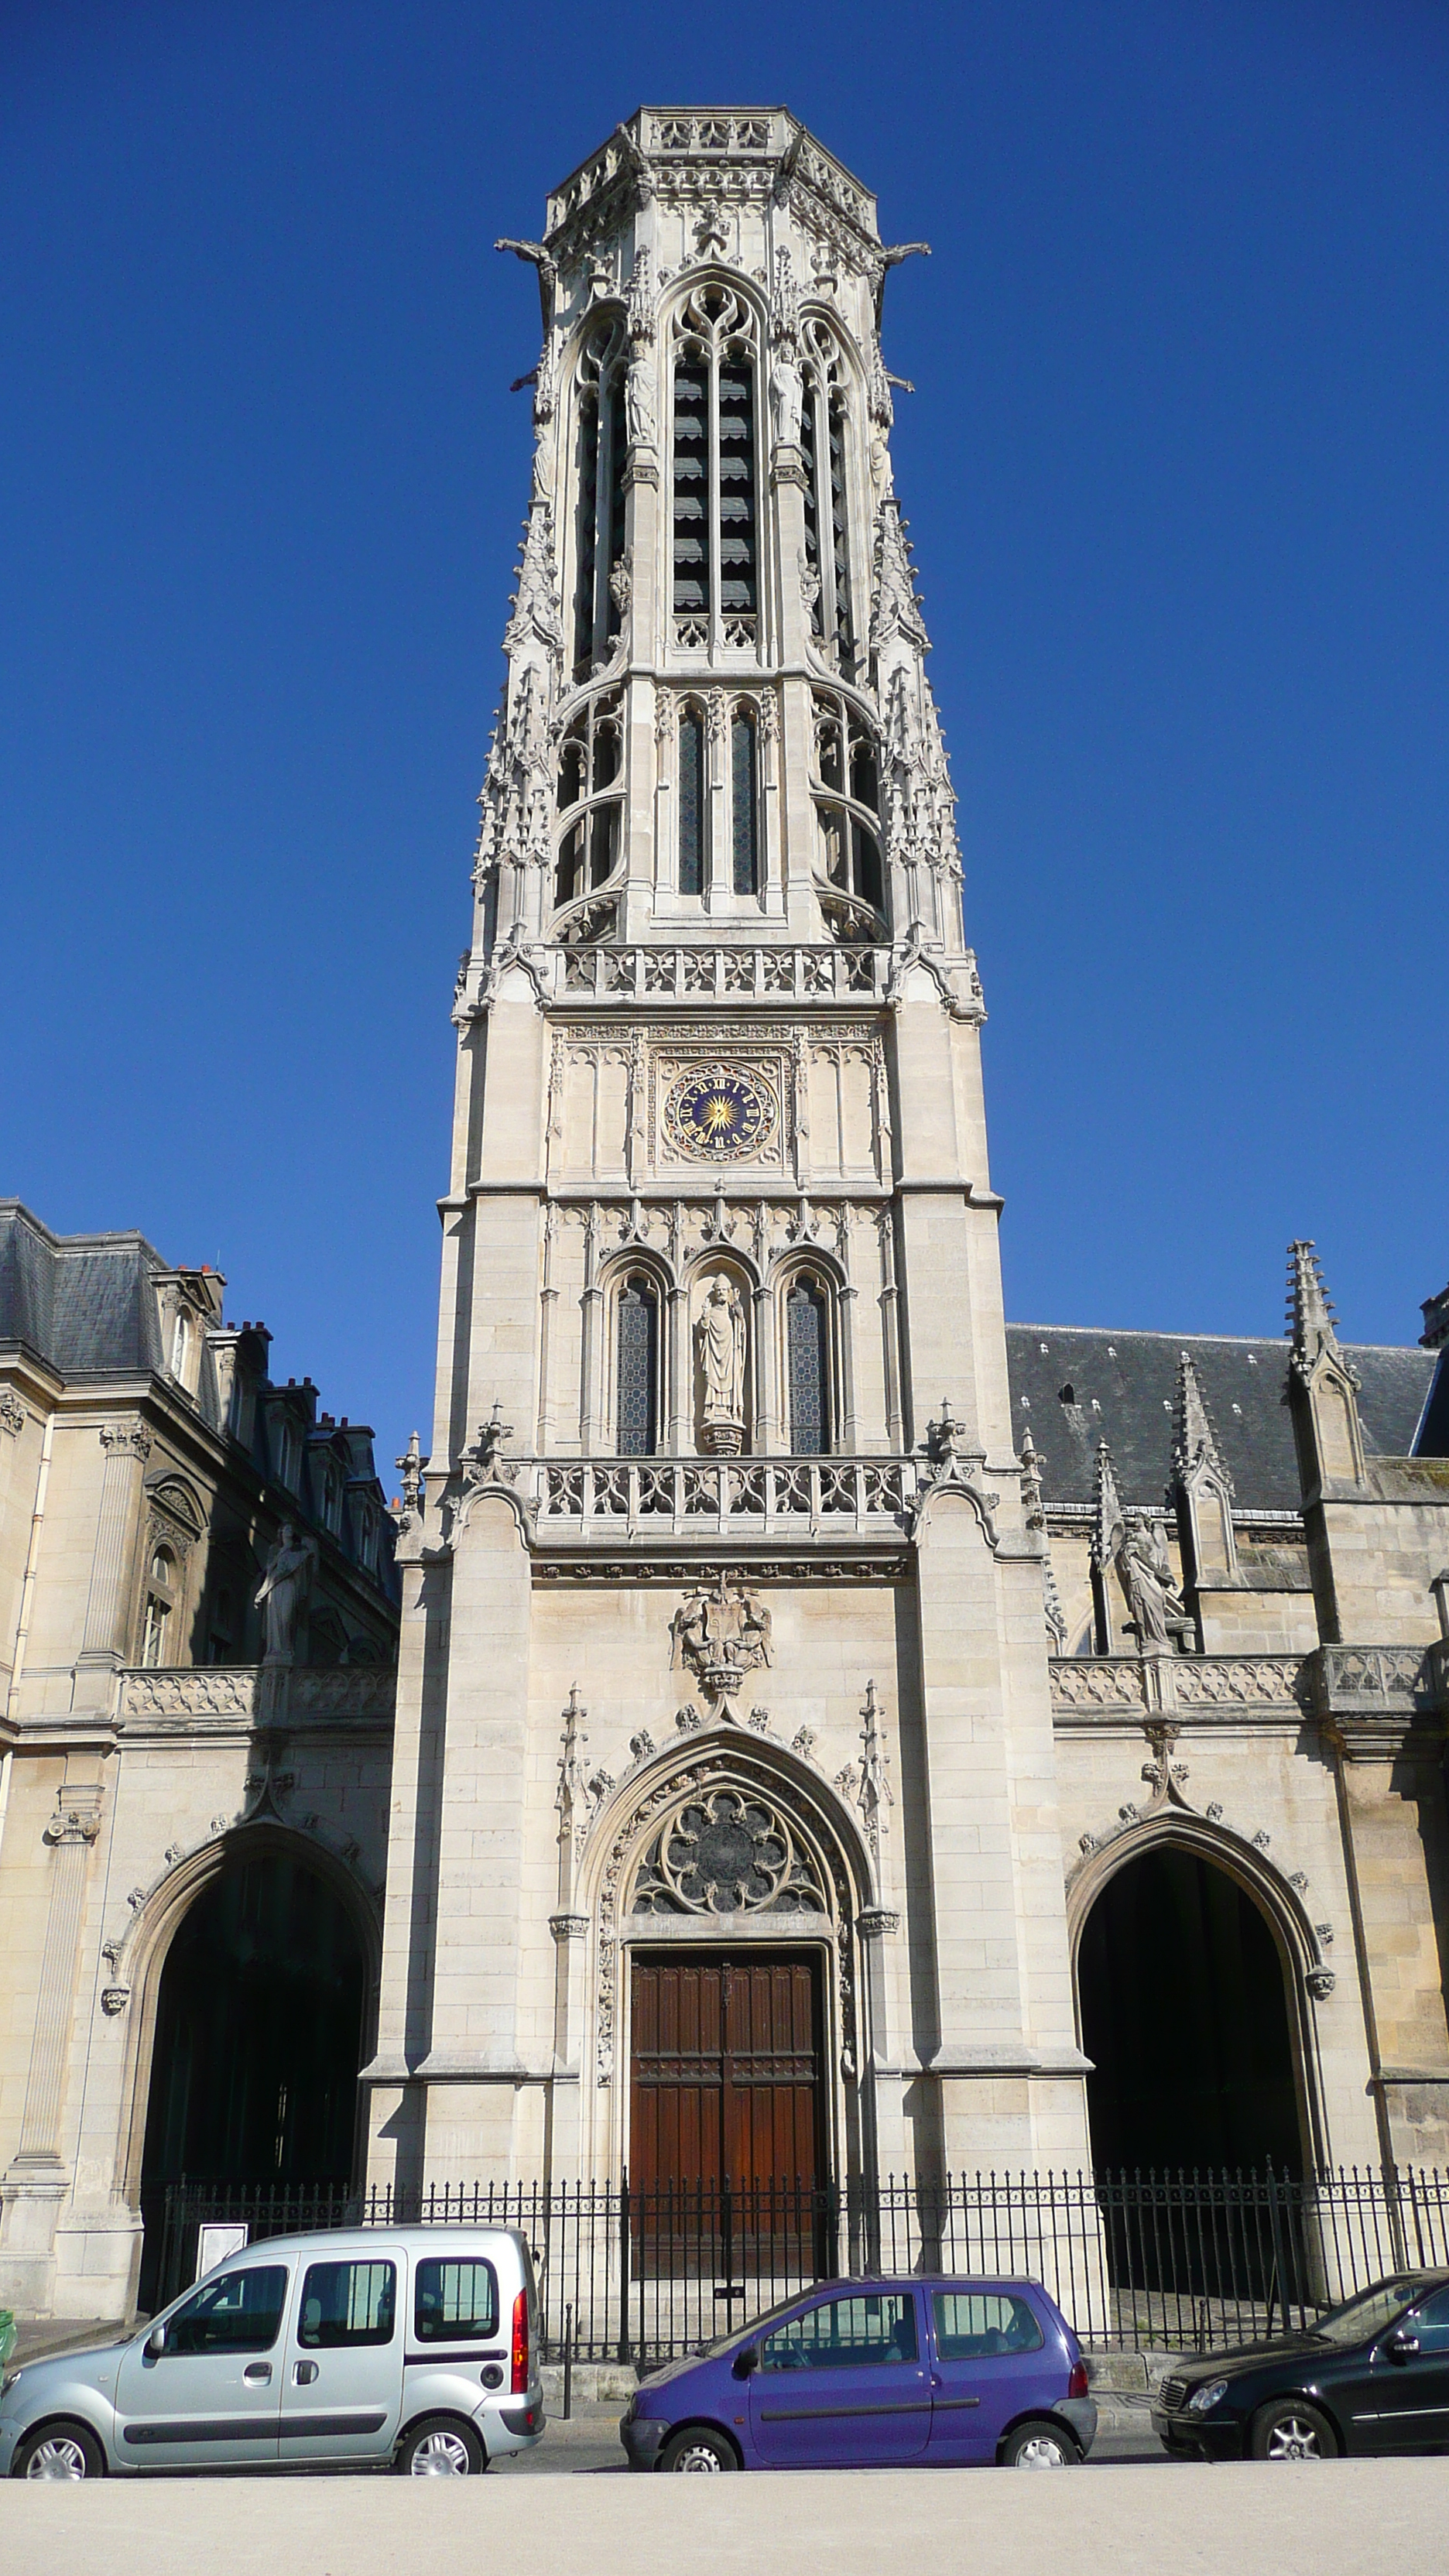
679,706 -> 704,896
617,1277 -> 659,1455
787,1279 -> 829,1456
731,711 -> 758,895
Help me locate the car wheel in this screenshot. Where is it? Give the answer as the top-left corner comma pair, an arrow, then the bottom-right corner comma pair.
658,2427 -> 739,2473
1001,2417 -> 1080,2468
14,2420 -> 105,2482
396,2416 -> 487,2477
1251,2400 -> 1336,2462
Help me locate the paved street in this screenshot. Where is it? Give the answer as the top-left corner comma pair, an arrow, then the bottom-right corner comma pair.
497,2401 -> 1176,2471
2,2454 -> 1445,2575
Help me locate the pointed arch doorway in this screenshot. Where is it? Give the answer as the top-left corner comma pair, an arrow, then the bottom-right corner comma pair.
1077,1842 -> 1304,2175
136,1848 -> 366,2307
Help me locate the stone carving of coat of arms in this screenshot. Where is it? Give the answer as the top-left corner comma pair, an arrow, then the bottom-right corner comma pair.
669,1576 -> 772,1703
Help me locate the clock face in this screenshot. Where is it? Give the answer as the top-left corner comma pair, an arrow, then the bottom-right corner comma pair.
666,1064 -> 777,1162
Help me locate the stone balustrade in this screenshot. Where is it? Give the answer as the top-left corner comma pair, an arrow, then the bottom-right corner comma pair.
551,943 -> 889,1003
530,1455 -> 918,1536
118,1664 -> 397,1723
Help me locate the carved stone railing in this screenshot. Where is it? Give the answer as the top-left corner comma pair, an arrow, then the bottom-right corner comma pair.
1050,1655 -> 1309,1719
1308,1643 -> 1439,1715
532,1456 -> 919,1537
550,944 -> 889,1003
118,1665 -> 397,1723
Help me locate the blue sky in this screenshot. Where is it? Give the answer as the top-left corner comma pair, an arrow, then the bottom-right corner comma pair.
3,1 -> 1445,1485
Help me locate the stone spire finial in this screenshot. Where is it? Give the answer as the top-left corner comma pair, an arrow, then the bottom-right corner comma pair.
1173,1351 -> 1234,1495
1287,1241 -> 1359,1389
1090,1440 -> 1125,1572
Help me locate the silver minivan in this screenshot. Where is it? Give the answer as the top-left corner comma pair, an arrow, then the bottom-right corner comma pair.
0,2226 -> 544,2480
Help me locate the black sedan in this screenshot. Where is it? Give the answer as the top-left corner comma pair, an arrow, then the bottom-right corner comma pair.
1152,2272 -> 1449,2460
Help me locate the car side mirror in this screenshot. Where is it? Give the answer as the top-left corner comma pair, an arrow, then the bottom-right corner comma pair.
732,2345 -> 759,2381
1386,2330 -> 1420,2364
145,2324 -> 166,2358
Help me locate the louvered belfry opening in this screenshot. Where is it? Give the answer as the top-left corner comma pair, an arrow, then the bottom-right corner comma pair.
672,360 -> 709,624
717,358 -> 758,625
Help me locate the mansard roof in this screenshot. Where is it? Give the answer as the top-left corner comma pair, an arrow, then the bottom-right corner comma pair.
0,1200 -> 166,1376
1005,1321 -> 1434,1513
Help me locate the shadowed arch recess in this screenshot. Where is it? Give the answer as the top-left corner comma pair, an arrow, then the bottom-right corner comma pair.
137,1849 -> 365,2306
1077,1841 -> 1303,2176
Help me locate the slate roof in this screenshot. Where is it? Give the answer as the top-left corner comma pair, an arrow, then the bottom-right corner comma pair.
1004,1324 -> 1436,1514
0,1202 -> 165,1379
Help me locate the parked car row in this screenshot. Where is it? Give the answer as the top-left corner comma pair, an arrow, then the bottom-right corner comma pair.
6,2226 -> 1449,2478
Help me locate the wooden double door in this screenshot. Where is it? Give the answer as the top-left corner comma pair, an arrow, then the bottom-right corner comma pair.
629,1949 -> 825,2197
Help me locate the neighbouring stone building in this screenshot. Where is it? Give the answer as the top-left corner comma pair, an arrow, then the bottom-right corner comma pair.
5,106 -> 1449,2327
0,1204 -> 399,2318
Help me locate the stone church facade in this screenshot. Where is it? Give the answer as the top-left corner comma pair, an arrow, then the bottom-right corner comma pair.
5,107 -> 1449,2327
362,109 -> 1449,2219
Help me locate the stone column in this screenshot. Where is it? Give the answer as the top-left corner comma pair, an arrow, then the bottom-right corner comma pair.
0,1787 -> 104,2314
73,1423 -> 150,1697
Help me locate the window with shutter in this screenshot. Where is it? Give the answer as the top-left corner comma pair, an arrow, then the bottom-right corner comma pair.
616,1277 -> 659,1456
786,1279 -> 830,1456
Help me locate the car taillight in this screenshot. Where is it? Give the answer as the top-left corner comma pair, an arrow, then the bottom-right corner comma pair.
511,2288 -> 529,2394
1067,2359 -> 1089,2400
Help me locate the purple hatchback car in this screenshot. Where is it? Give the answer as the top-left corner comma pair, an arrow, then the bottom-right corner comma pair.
620,2277 -> 1096,2473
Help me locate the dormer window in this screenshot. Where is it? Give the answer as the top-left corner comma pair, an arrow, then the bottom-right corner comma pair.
170,1314 -> 191,1382
272,1420 -> 298,1492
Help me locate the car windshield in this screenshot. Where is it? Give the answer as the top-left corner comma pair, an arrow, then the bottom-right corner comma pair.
1310,2280 -> 1423,2345
705,2292 -> 833,2358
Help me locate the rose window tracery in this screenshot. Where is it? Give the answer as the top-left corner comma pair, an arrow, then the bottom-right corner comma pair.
630,1786 -> 826,1916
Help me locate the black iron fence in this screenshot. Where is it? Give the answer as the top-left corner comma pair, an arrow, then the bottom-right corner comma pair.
156,2165 -> 1449,2360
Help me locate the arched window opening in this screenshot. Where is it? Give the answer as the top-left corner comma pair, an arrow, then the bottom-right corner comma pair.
554,691 -> 624,919
142,1545 -> 176,1667
1077,1845 -> 1303,2177
571,317 -> 627,681
800,322 -> 857,679
786,1276 -> 831,1456
678,702 -> 706,896
670,284 -> 760,656
811,689 -> 884,937
137,1853 -> 365,2310
616,1273 -> 660,1457
170,1314 -> 191,1379
730,709 -> 759,896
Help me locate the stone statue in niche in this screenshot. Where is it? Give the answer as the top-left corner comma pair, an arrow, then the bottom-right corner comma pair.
670,1574 -> 772,1699
255,1524 -> 319,1662
769,341 -> 804,448
1118,1514 -> 1194,1655
697,1276 -> 747,1454
625,349 -> 656,449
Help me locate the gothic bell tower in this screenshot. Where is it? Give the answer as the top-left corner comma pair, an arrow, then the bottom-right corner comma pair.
366,109 -> 1090,2196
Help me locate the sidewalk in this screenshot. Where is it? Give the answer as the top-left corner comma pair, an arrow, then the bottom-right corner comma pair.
1,2457 -> 1444,2574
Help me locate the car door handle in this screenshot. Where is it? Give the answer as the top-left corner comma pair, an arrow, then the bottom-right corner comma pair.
243,2363 -> 272,2385
293,2361 -> 318,2386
